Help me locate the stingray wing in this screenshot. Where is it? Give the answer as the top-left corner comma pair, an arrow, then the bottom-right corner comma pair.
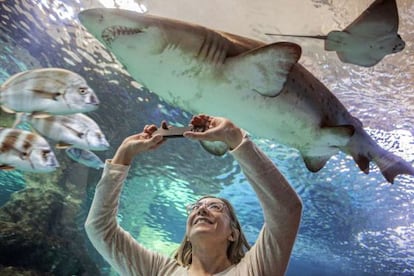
344,0 -> 399,37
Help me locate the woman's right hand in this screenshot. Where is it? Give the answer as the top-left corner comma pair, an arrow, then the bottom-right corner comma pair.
112,124 -> 165,166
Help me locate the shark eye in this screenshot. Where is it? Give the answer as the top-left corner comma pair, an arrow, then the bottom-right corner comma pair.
78,87 -> 89,95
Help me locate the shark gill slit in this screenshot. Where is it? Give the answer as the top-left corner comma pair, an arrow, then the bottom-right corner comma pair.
197,29 -> 224,65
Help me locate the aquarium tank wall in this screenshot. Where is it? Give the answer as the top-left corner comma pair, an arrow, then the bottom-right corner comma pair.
0,0 -> 413,275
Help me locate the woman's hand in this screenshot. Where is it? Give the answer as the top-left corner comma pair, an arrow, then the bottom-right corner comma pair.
112,124 -> 165,165
184,114 -> 244,150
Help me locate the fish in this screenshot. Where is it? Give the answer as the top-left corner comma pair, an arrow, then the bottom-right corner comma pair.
265,0 -> 405,67
27,113 -> 110,151
65,147 -> 105,169
78,8 -> 414,184
0,67 -> 100,115
0,128 -> 59,172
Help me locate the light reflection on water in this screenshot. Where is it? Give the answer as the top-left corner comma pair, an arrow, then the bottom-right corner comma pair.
0,0 -> 413,275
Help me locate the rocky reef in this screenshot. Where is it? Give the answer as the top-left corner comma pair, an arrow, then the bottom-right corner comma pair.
0,160 -> 102,275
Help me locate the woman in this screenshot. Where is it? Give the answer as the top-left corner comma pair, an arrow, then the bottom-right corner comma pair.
85,114 -> 302,276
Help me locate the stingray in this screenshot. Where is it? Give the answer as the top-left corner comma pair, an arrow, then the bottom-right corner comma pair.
78,8 -> 414,184
266,0 -> 405,67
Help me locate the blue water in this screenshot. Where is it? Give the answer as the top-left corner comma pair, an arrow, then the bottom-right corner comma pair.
0,0 -> 413,275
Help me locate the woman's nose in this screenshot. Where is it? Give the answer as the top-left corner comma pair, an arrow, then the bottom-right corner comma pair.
197,205 -> 208,215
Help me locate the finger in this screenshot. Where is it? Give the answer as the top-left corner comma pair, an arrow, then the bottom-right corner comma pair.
148,135 -> 165,149
161,120 -> 168,130
144,125 -> 157,135
151,134 -> 164,143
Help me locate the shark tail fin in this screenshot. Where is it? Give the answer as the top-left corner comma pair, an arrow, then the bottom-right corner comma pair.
374,150 -> 414,184
345,129 -> 414,184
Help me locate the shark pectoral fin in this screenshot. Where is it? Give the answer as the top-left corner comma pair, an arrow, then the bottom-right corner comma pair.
199,140 -> 229,156
225,42 -> 301,97
325,31 -> 351,51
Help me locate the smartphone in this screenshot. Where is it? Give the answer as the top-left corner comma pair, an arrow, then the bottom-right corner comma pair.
152,126 -> 204,138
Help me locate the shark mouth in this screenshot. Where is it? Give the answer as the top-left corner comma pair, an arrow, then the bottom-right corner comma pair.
101,26 -> 142,45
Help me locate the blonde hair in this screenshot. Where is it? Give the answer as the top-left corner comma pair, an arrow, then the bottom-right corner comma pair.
174,196 -> 251,266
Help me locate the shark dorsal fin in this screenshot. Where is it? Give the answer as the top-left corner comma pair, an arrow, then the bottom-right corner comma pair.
225,42 -> 301,97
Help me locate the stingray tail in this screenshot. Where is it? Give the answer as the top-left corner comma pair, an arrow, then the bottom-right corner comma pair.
265,33 -> 327,40
344,128 -> 414,184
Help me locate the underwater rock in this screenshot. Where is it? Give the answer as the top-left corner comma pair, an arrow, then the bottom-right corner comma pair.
0,266 -> 52,276
0,163 -> 101,275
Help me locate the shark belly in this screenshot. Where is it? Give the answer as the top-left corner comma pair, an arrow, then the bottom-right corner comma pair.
126,48 -> 329,152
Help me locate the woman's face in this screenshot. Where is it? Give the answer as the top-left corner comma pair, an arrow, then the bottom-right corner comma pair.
186,198 -> 234,244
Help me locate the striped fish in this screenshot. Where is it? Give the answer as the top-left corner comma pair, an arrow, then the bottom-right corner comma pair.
65,147 -> 105,169
28,113 -> 110,151
0,68 -> 99,115
0,128 -> 59,172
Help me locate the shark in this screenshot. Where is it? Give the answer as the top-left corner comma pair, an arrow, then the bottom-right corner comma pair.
78,8 -> 414,184
266,0 -> 405,67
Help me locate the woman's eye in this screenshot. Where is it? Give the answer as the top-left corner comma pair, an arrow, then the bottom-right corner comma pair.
190,204 -> 200,211
209,204 -> 221,210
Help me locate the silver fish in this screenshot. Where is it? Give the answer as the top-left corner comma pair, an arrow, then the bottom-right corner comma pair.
65,147 -> 104,169
0,128 -> 59,172
78,8 -> 414,183
28,113 -> 110,151
266,0 -> 405,67
0,67 -> 100,115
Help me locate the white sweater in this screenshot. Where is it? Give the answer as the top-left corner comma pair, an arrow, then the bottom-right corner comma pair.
85,137 -> 302,276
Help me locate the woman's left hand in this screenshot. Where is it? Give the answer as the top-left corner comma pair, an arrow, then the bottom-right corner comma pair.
184,114 -> 244,150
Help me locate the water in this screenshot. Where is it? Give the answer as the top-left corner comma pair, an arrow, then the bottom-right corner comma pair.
0,0 -> 413,275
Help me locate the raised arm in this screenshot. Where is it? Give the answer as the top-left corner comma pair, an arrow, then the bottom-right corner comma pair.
84,125 -> 177,275
185,114 -> 302,275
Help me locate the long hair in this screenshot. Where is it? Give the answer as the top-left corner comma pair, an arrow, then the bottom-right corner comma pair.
174,195 -> 251,266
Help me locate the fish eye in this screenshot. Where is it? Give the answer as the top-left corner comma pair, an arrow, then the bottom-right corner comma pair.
78,87 -> 89,95
42,150 -> 50,159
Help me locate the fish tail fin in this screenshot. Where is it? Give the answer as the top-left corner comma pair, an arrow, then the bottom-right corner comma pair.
11,113 -> 27,128
345,129 -> 414,184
